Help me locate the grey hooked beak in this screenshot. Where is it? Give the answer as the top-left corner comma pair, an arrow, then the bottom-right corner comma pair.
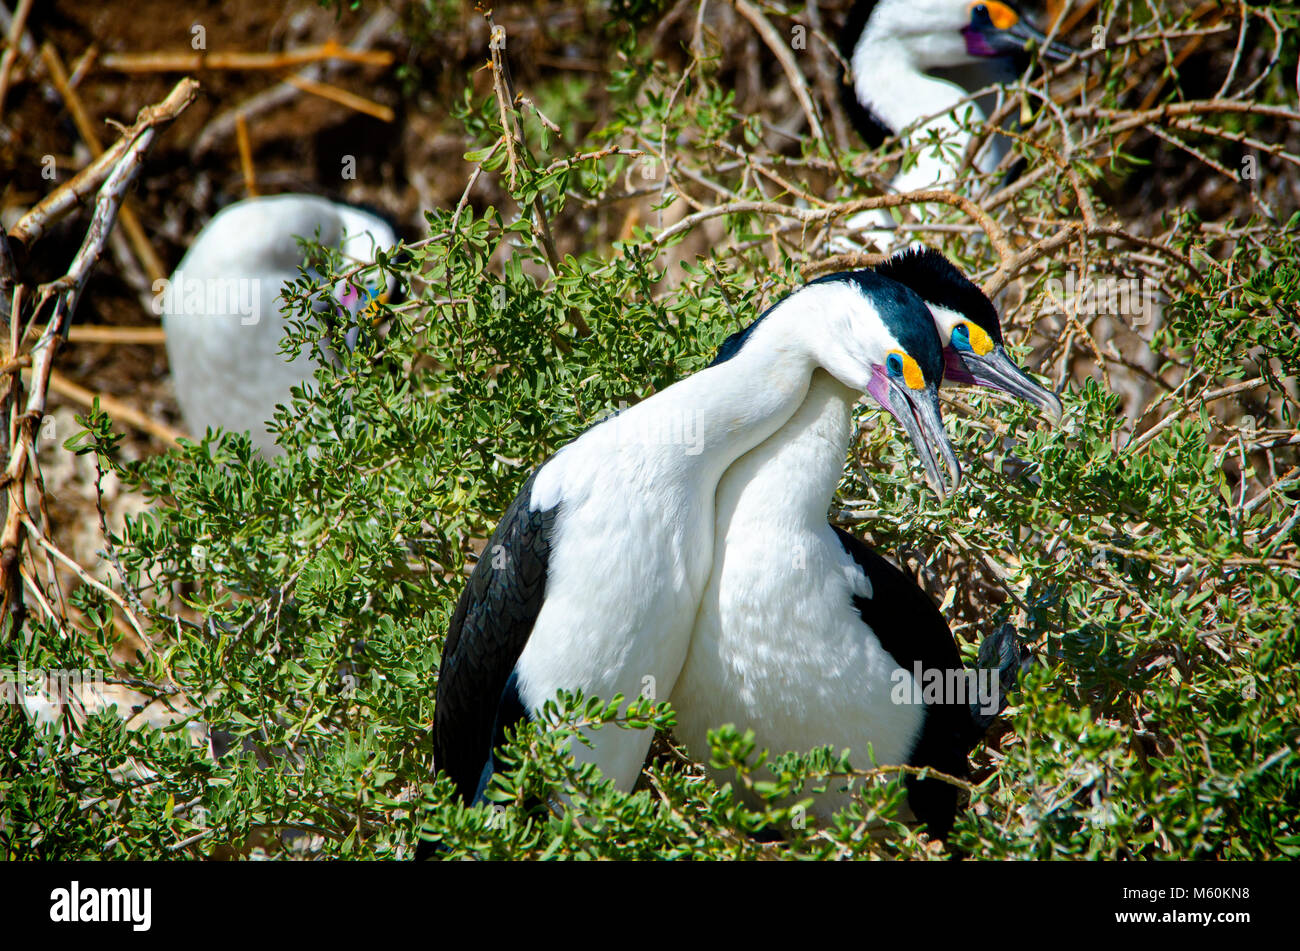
963,346 -> 1064,423
989,18 -> 1077,63
885,381 -> 961,500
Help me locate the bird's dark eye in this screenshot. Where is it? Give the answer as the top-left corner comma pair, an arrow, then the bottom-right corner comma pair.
951,323 -> 972,351
886,353 -> 904,377
969,3 -> 993,28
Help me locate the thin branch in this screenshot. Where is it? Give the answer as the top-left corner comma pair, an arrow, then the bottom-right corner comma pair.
97,40 -> 392,73
0,0 -> 33,120
0,77 -> 197,636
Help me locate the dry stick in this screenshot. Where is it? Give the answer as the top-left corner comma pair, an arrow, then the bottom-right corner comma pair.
192,8 -> 396,157
1169,116 -> 1300,170
1128,377 -> 1267,454
982,55 -> 1284,217
713,139 -> 830,208
0,77 -> 196,635
235,113 -> 258,198
653,189 -> 1015,262
66,325 -> 167,345
21,516 -> 155,655
278,72 -> 390,123
8,131 -> 147,246
66,44 -> 98,87
1214,0 -> 1251,101
48,372 -> 184,446
1145,123 -> 1238,181
654,57 -> 698,229
0,0 -> 33,120
279,72 -> 394,122
0,227 -> 16,297
2,282 -> 22,498
1074,98 -> 1300,132
805,2 -> 851,152
40,43 -> 168,285
1113,5 -> 1225,152
984,223 -> 1082,299
1058,0 -> 1100,35
0,0 -> 38,76
97,41 -> 392,73
802,251 -> 885,279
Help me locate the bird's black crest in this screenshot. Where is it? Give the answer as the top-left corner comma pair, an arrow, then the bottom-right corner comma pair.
814,268 -> 947,388
876,247 -> 1004,345
837,1 -> 892,147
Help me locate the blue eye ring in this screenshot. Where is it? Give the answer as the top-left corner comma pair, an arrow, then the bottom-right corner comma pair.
951,323 -> 972,351
886,353 -> 904,377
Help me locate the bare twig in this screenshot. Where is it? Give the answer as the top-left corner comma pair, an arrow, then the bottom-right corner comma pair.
485,12 -> 590,338
0,0 -> 33,120
235,113 -> 258,197
279,72 -> 394,122
97,41 -> 392,73
729,0 -> 828,146
192,9 -> 396,157
1,77 -> 196,636
66,325 -> 168,345
39,42 -> 169,284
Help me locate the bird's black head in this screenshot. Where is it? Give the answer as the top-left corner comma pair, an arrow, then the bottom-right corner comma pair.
708,267 -> 960,497
813,268 -> 947,392
876,246 -> 1063,420
962,2 -> 1076,64
812,268 -> 959,497
877,245 -> 1003,347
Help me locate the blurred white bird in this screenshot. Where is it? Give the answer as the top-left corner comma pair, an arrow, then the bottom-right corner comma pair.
836,0 -> 1074,249
160,194 -> 398,455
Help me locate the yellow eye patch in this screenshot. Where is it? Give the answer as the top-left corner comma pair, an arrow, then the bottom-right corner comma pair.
966,322 -> 995,355
972,1 -> 1020,30
362,291 -> 389,320
889,350 -> 927,390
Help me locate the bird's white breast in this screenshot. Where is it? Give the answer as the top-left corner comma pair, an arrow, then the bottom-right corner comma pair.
515,425 -> 717,790
673,515 -> 924,818
671,373 -> 926,819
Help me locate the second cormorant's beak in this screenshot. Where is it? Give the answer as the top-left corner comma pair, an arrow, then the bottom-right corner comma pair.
963,3 -> 1077,63
885,380 -> 962,500
960,345 -> 1064,423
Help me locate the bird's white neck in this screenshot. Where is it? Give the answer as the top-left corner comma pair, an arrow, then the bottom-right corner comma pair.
589,287 -> 873,492
852,35 -> 990,188
714,369 -> 859,539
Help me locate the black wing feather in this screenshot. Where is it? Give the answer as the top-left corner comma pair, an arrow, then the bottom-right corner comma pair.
433,467 -> 556,805
832,525 -> 973,839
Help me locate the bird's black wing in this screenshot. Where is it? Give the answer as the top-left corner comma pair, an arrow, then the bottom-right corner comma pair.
433,467 -> 557,806
832,525 -> 972,839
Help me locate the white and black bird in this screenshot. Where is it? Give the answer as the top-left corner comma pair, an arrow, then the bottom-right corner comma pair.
669,248 -> 1059,838
838,0 -> 1074,242
425,270 -> 961,856
161,194 -> 398,456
